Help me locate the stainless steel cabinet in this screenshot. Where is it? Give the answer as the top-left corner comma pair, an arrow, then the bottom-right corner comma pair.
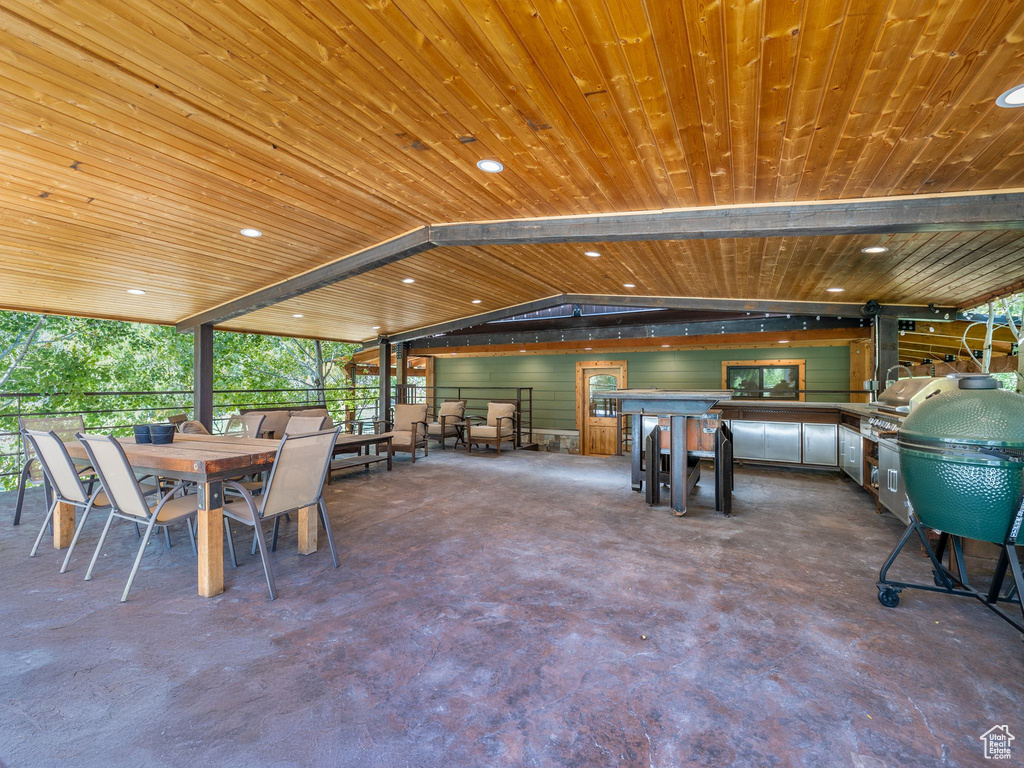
878,440 -> 909,523
802,423 -> 838,466
839,425 -> 862,485
731,420 -> 764,460
764,422 -> 802,463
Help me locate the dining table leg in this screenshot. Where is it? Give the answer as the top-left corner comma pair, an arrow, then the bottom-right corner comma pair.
297,505 -> 317,555
54,501 -> 75,549
197,481 -> 224,598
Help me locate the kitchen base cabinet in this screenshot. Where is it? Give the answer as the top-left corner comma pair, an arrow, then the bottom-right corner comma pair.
878,440 -> 909,523
731,420 -> 765,460
802,423 -> 838,466
839,426 -> 863,485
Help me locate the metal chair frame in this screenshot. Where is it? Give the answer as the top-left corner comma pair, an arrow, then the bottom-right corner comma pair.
76,433 -> 198,602
14,415 -> 94,527
221,427 -> 341,600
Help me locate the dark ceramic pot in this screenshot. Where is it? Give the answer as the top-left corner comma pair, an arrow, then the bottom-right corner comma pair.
149,424 -> 175,445
133,425 -> 152,444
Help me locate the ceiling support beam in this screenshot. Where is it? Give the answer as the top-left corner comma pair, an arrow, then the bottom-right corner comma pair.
411,315 -> 868,350
176,191 -> 1020,332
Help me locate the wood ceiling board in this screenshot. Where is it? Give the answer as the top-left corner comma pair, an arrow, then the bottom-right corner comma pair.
211,232 -> 1024,341
2,1 -> 1024,328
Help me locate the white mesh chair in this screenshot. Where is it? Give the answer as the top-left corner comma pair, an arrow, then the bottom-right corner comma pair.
14,415 -> 95,527
224,412 -> 266,438
221,427 -> 341,600
76,433 -> 199,602
283,414 -> 327,435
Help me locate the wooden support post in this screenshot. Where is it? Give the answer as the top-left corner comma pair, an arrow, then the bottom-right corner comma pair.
53,501 -> 75,549
875,315 -> 899,392
297,505 -> 317,555
378,338 -> 392,423
194,323 -> 214,431
197,481 -> 224,598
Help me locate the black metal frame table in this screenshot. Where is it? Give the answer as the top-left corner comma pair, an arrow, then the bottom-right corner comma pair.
598,389 -> 730,516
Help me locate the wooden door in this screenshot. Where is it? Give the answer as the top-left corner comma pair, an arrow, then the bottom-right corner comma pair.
576,361 -> 627,456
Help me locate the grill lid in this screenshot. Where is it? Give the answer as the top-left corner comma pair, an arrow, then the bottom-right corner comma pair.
899,376 -> 1024,452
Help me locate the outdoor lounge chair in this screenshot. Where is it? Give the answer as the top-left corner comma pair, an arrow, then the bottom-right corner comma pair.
465,402 -> 517,455
76,433 -> 198,602
427,400 -> 466,449
375,404 -> 429,462
14,415 -> 96,527
220,427 -> 341,600
224,412 -> 266,438
283,414 -> 328,434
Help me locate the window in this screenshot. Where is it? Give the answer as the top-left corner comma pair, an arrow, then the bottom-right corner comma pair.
588,373 -> 619,417
722,360 -> 805,400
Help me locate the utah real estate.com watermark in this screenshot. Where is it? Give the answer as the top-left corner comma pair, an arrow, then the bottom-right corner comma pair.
980,725 -> 1014,760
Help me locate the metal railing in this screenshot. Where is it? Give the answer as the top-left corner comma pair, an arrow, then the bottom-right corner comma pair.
0,385 -> 380,491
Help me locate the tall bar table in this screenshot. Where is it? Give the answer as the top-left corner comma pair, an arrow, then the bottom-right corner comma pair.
597,389 -> 730,516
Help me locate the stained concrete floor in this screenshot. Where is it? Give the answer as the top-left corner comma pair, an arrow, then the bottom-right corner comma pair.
0,449 -> 1021,768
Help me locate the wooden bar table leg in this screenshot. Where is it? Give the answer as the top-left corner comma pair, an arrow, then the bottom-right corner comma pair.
297,504 -> 318,555
197,481 -> 224,598
53,501 -> 75,549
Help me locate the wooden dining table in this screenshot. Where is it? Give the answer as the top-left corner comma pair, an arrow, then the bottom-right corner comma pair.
62,433 -> 318,598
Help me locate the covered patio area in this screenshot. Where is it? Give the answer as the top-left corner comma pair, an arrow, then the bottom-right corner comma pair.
1,450 -> 1019,767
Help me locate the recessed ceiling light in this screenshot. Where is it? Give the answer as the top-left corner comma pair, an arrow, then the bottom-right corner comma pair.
126,288 -> 147,295
584,347 -> 592,350
402,278 -> 415,284
471,299 -> 482,304
519,349 -> 526,352
826,287 -> 845,293
292,313 -> 304,318
372,326 -> 381,330
585,251 -> 601,258
476,159 -> 503,173
861,246 -> 888,254
778,340 -> 790,344
240,228 -> 262,238
623,283 -> 636,288
996,84 -> 1024,108
661,344 -> 670,347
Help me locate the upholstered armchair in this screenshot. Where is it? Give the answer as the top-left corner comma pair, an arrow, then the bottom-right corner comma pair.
465,402 -> 517,455
426,400 -> 466,449
375,403 -> 429,462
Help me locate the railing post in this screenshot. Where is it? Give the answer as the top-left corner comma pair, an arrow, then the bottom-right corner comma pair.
193,324 -> 214,431
395,341 -> 409,405
378,337 -> 391,423
515,388 -> 522,447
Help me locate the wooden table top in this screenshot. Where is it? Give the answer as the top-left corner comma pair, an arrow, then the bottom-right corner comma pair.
64,433 -> 279,482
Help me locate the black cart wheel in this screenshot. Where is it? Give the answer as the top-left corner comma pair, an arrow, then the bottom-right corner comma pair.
932,570 -> 945,588
878,587 -> 900,608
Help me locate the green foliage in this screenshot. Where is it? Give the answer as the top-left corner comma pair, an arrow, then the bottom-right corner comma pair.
0,310 -> 366,490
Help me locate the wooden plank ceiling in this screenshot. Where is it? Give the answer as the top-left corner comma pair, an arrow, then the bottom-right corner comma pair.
219,231 -> 1024,341
1,0 -> 1024,332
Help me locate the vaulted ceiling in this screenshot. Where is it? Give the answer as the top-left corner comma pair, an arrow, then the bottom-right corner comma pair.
2,0 -> 1024,337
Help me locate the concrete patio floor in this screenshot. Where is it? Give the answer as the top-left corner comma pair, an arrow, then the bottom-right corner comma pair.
0,449 -> 1021,767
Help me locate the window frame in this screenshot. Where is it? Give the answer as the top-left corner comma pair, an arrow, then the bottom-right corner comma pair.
721,359 -> 806,401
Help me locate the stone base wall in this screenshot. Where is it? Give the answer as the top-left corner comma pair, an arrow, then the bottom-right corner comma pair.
534,430 -> 580,455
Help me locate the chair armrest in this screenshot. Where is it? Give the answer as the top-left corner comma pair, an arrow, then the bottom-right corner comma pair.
465,415 -> 486,423
373,419 -> 392,434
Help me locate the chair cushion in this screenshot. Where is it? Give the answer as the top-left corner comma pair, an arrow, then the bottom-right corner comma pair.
383,429 -> 416,449
428,423 -> 459,436
393,404 -> 427,432
470,425 -> 513,439
292,407 -> 333,430
153,494 -> 199,522
255,410 -> 290,438
486,402 -> 516,427
178,420 -> 210,435
438,400 -> 465,419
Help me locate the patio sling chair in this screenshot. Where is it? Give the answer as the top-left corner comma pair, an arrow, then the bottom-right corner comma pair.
465,402 -> 517,455
223,412 -> 266,438
283,413 -> 328,434
375,404 -> 429,463
426,400 -> 466,450
21,429 -> 161,569
220,427 -> 341,600
14,415 -> 96,527
76,433 -> 199,602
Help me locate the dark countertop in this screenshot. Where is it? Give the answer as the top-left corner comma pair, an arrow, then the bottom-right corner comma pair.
717,399 -> 873,417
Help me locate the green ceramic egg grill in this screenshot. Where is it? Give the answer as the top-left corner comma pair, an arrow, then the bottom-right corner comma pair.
876,374 -> 1024,639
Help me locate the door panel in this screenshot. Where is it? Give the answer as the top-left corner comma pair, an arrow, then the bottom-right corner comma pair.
731,420 -> 764,459
577,362 -> 626,456
764,422 -> 802,463
802,424 -> 838,466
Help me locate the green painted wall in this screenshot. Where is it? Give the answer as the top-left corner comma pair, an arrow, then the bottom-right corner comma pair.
434,346 -> 850,431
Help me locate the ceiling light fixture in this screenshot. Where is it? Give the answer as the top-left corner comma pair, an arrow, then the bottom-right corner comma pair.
402,278 -> 416,284
584,251 -> 601,258
661,344 -> 670,347
476,159 -> 504,173
372,326 -> 381,330
861,246 -> 888,254
778,340 -> 790,344
996,84 -> 1024,108
126,288 -> 147,295
584,347 -> 592,350
240,228 -> 262,238
519,349 -> 526,352
292,313 -> 304,318
826,287 -> 845,293
471,299 -> 482,304
623,283 -> 636,288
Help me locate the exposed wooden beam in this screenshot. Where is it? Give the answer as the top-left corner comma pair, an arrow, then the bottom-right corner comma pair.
177,191 -> 1016,331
